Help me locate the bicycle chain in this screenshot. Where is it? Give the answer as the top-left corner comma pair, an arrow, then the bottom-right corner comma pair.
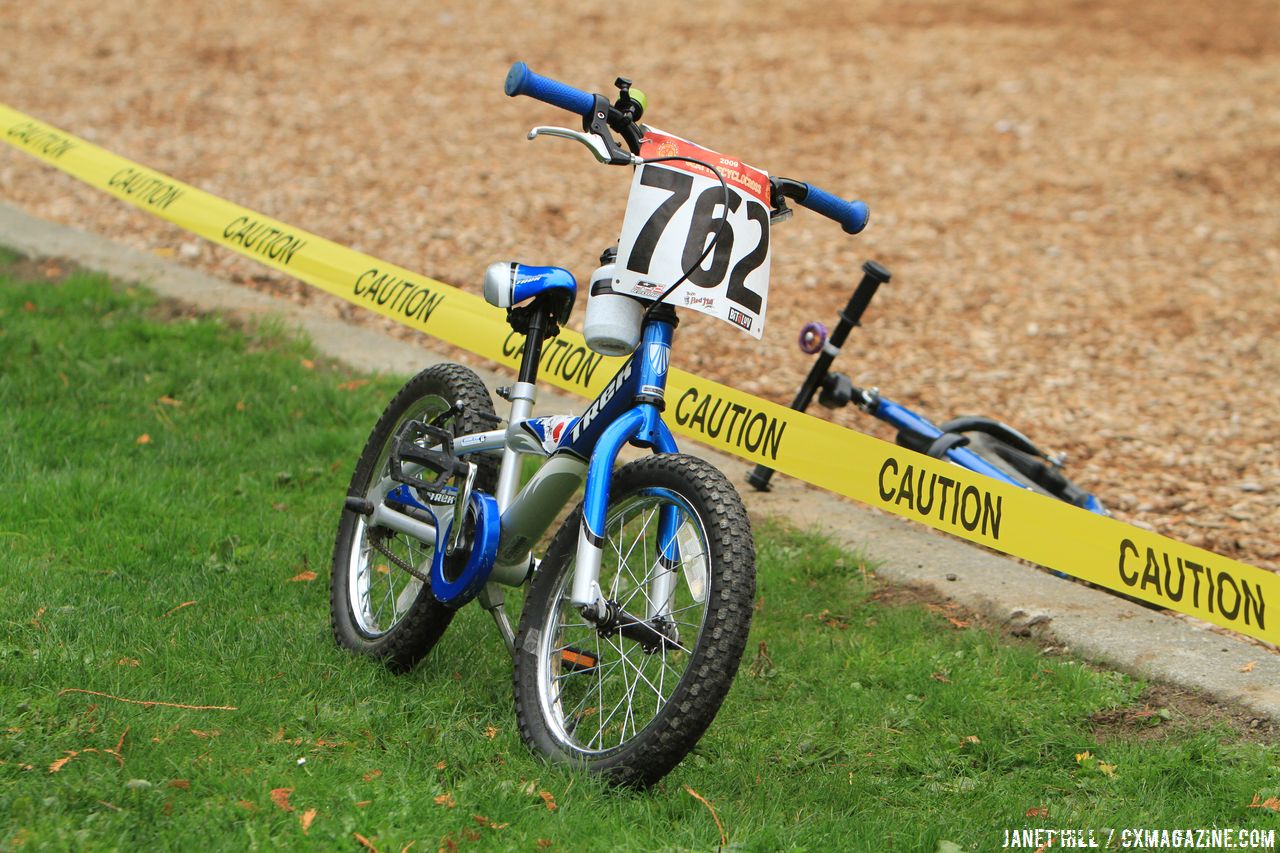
369,530 -> 431,583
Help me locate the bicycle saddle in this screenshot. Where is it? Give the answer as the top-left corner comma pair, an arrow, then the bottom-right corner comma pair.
483,261 -> 578,312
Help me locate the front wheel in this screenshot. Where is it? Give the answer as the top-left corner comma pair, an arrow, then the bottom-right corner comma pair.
513,454 -> 755,787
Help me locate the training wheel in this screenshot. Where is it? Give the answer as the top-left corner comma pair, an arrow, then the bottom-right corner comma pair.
798,321 -> 827,354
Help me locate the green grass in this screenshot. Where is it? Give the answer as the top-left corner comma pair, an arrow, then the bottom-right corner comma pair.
1,258 -> 1278,851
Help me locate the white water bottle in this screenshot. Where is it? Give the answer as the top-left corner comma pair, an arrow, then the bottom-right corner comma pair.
583,248 -> 644,356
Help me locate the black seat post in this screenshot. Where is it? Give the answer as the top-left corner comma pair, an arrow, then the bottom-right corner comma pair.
516,304 -> 552,385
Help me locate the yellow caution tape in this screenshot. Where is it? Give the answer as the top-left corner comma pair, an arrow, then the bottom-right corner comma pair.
3,104 -> 1274,644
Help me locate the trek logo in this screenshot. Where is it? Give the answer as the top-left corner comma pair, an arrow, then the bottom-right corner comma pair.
647,342 -> 670,375
727,307 -> 753,332
569,362 -> 634,444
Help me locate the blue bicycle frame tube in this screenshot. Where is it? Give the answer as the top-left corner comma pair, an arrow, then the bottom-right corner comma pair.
568,317 -> 679,609
873,396 -> 1034,487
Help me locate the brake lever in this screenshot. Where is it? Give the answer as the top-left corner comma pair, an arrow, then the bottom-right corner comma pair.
524,125 -> 640,165
527,126 -> 642,166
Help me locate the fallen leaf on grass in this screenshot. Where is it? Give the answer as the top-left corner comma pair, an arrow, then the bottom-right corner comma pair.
300,359 -> 316,370
30,607 -> 45,630
169,780 -> 190,790
483,725 -> 498,740
48,732 -> 127,774
536,841 -> 553,849
946,617 -> 971,629
1248,795 -> 1280,811
473,815 -> 510,830
338,379 -> 369,391
235,401 -> 247,412
157,396 -> 183,407
1240,661 -> 1256,673
354,833 -> 380,852
1098,762 -> 1117,777
362,769 -> 382,782
748,640 -> 776,678
434,761 -> 446,770
237,800 -> 257,811
1026,806 -> 1048,818
1075,751 -> 1092,763
539,790 -> 557,811
960,735 -> 980,746
931,671 -> 951,683
433,792 -> 456,808
189,729 -> 220,739
270,787 -> 294,812
136,434 -> 152,445
117,658 -> 139,667
23,300 -> 38,312
299,808 -> 317,834
290,570 -> 318,582
355,800 -> 371,808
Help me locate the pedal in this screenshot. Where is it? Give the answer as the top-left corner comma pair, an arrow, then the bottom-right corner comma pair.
560,647 -> 599,673
389,419 -> 469,492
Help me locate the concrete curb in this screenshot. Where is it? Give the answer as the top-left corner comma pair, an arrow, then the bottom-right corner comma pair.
4,201 -> 1277,720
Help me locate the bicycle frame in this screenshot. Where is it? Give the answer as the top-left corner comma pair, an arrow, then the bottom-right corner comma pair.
363,308 -> 681,617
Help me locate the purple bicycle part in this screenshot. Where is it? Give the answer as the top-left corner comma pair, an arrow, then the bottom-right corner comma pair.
798,321 -> 828,354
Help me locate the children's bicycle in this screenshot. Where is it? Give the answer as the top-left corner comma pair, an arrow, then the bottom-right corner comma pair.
329,63 -> 871,786
747,261 -> 1108,516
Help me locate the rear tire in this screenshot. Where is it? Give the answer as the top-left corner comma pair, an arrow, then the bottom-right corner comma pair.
330,364 -> 498,672
512,454 -> 755,787
960,431 -> 1104,512
960,432 -> 1057,497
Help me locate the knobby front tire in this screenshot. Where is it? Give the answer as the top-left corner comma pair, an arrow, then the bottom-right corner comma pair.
512,453 -> 756,787
330,363 -> 498,672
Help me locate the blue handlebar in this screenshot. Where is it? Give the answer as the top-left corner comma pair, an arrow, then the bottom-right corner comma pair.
797,184 -> 870,235
505,62 -> 596,117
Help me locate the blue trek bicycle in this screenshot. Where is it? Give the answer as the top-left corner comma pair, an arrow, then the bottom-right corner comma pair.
329,63 -> 873,786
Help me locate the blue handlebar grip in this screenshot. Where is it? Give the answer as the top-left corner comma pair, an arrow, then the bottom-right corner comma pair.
798,183 -> 870,235
504,62 -> 596,117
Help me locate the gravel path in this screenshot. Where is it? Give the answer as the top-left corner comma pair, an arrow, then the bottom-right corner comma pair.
2,0 -> 1276,570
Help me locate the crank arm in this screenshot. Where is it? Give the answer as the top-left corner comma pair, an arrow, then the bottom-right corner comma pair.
367,501 -> 438,544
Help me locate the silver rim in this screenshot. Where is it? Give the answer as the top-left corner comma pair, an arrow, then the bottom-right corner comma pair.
535,487 -> 711,755
346,394 -> 451,638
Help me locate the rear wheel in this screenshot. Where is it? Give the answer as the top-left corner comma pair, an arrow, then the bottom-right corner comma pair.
330,364 -> 498,672
513,454 -> 755,787
960,431 -> 1104,512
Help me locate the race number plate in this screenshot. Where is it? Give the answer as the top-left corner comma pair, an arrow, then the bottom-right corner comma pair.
613,129 -> 771,338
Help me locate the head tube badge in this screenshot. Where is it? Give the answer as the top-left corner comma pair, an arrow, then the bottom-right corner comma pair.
647,342 -> 670,375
